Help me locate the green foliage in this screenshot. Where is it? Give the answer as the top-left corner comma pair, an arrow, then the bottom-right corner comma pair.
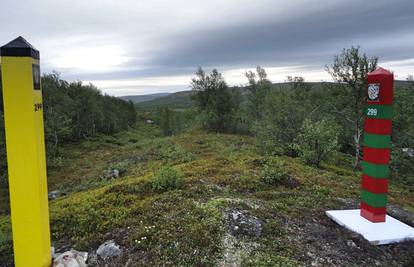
393,78 -> 414,148
390,147 -> 414,187
155,107 -> 196,136
0,72 -> 137,166
156,107 -> 177,136
257,77 -> 314,156
294,119 -> 339,166
261,158 -> 290,186
245,66 -> 272,124
316,83 -> 355,153
151,166 -> 184,192
191,67 -> 241,133
42,72 -> 137,158
160,143 -> 196,163
391,79 -> 414,186
0,72 -> 138,213
326,46 -> 378,168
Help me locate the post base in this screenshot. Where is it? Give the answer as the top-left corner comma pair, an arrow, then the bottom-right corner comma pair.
326,209 -> 414,245
360,209 -> 386,222
360,202 -> 386,222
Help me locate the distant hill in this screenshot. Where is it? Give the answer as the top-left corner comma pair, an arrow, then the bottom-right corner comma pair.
137,91 -> 194,110
119,93 -> 170,103
134,80 -> 412,111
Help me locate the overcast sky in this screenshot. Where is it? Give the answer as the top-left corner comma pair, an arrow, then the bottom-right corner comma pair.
1,0 -> 414,96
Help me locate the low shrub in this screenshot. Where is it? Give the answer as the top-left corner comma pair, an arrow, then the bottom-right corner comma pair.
151,166 -> 184,192
294,119 -> 339,166
105,179 -> 153,197
161,144 -> 195,163
261,158 -> 297,188
390,147 -> 414,187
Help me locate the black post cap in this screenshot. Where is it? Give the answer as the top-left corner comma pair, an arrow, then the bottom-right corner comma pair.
0,36 -> 39,59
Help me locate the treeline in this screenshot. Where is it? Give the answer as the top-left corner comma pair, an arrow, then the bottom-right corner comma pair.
41,73 -> 136,155
156,46 -> 414,185
154,107 -> 196,136
0,72 -> 136,170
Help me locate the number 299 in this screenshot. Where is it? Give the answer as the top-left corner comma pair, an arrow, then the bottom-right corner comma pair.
367,108 -> 377,116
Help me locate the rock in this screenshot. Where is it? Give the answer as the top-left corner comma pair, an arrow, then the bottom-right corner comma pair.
346,240 -> 357,248
284,175 -> 300,189
87,252 -> 98,266
49,190 -> 62,200
111,169 -> 120,179
388,204 -> 414,226
227,210 -> 262,238
97,240 -> 121,260
336,198 -> 359,209
218,233 -> 259,267
101,169 -> 121,180
53,249 -> 88,267
402,148 -> 414,157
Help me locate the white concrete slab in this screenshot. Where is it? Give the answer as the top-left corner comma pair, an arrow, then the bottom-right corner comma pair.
326,209 -> 414,245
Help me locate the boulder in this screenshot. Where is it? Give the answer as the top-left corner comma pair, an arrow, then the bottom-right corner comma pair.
87,252 -> 98,266
283,175 -> 300,189
111,169 -> 120,179
402,148 -> 414,157
227,210 -> 262,238
48,190 -> 62,200
53,249 -> 88,267
101,169 -> 121,180
97,240 -> 121,260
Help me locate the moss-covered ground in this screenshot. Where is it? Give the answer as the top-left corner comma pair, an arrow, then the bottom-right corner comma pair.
1,124 -> 413,266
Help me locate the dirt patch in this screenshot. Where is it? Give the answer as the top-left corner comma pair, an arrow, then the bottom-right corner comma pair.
218,208 -> 262,267
285,212 -> 414,266
227,209 -> 263,238
217,233 -> 259,267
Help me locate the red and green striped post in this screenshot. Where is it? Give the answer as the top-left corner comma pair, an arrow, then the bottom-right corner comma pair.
360,67 -> 394,223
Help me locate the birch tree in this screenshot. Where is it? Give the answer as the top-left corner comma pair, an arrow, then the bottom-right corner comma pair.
326,46 -> 378,169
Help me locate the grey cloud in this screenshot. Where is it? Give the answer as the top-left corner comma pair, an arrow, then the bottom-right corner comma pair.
1,0 -> 414,94
73,0 -> 414,82
151,1 -> 414,71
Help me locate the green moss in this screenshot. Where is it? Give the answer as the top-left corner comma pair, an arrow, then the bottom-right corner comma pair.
159,143 -> 196,164
260,157 -> 290,186
126,193 -> 224,266
1,125 -> 412,266
242,252 -> 298,267
0,216 -> 13,265
151,166 -> 184,192
50,187 -> 138,248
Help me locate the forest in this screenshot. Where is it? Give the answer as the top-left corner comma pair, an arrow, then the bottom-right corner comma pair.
154,47 -> 414,186
0,71 -> 136,187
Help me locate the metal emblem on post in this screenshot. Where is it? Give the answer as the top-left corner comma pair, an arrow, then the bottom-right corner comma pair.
367,83 -> 380,102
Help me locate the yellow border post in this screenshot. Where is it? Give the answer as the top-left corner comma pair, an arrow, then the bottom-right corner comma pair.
1,37 -> 51,267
